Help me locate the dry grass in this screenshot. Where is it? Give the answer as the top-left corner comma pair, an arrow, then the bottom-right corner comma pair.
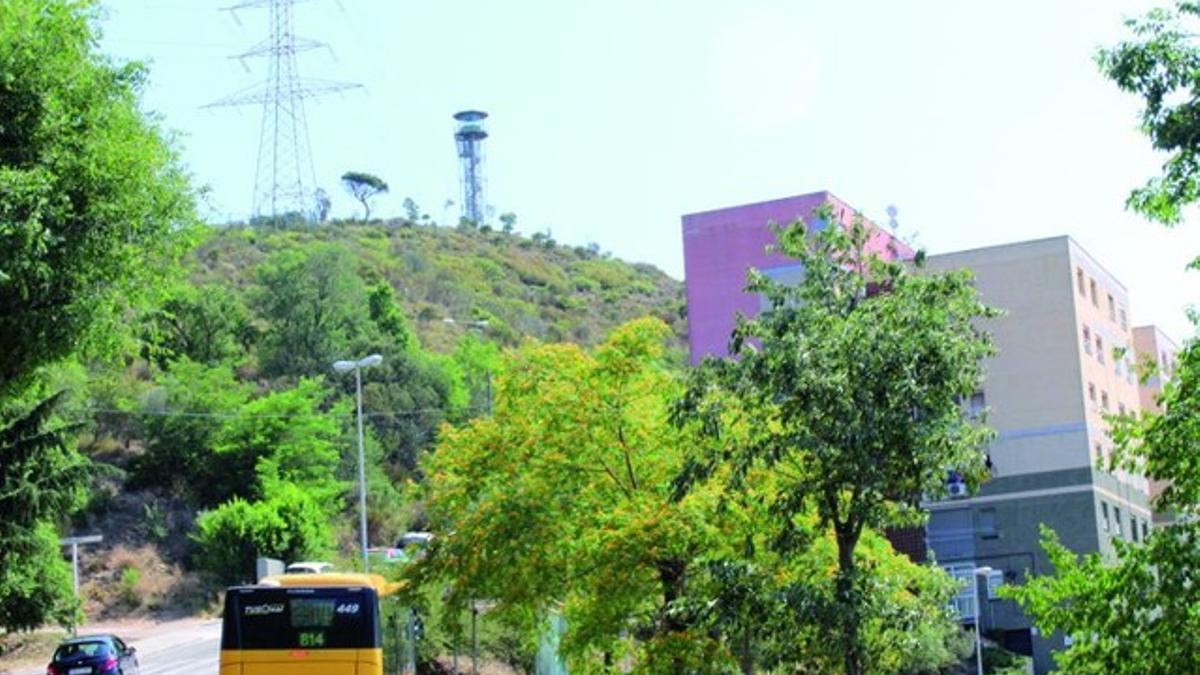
81,545 -> 182,618
0,629 -> 69,673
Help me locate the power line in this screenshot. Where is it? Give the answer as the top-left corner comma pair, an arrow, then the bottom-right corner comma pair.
74,405 -> 484,420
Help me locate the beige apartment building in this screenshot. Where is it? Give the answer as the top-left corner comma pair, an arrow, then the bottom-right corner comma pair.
1133,324 -> 1182,524
924,236 -> 1154,674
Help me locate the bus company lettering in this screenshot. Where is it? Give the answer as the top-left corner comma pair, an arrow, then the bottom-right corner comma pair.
243,603 -> 285,616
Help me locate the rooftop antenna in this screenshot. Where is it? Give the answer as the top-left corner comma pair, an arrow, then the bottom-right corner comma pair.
206,0 -> 361,225
453,110 -> 488,225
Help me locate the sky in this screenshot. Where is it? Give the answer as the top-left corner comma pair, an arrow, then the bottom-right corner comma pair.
98,0 -> 1199,339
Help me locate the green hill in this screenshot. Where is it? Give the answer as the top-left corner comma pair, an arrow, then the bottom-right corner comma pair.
190,220 -> 687,354
59,218 -> 686,620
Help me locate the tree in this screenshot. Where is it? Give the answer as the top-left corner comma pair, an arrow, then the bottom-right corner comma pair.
192,483 -> 334,584
1098,1 -> 1200,235
341,171 -> 388,222
130,360 -> 254,500
143,282 -> 255,368
209,378 -> 347,507
998,9 -> 1200,672
413,319 -> 731,671
1004,325 -> 1200,674
315,188 -> 332,223
0,388 -> 86,632
0,0 -> 195,395
675,209 -> 996,675
252,244 -> 372,379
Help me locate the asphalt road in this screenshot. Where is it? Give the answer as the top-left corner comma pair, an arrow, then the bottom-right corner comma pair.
2,619 -> 221,675
134,620 -> 220,675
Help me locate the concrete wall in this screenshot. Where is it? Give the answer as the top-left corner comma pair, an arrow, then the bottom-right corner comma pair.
926,238 -> 1089,477
1132,324 -> 1181,523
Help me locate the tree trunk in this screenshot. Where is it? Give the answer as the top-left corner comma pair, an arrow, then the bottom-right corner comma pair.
739,624 -> 754,675
656,558 -> 688,675
835,526 -> 865,675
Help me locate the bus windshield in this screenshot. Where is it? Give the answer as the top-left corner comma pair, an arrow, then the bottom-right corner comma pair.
222,586 -> 381,650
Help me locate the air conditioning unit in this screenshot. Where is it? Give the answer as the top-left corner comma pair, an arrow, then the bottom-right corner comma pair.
947,482 -> 968,498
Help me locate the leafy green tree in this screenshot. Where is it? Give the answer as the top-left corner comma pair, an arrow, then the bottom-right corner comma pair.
450,332 -> 501,414
341,171 -> 388,222
209,377 -> 347,507
367,281 -> 417,352
675,210 -> 996,675
143,283 -> 255,368
0,523 -> 78,632
192,483 -> 334,584
1004,331 -> 1200,673
253,244 -> 372,379
997,10 -> 1200,673
130,360 -> 254,500
414,319 -> 730,671
1098,1 -> 1200,233
0,0 -> 195,394
0,387 -> 87,632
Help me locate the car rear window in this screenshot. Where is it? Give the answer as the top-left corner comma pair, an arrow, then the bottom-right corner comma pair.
54,641 -> 112,660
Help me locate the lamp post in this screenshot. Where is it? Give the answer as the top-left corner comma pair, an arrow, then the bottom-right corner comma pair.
972,566 -> 994,675
333,353 -> 383,573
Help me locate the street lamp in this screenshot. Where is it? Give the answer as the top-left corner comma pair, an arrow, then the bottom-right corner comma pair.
972,566 -> 994,675
333,353 -> 383,573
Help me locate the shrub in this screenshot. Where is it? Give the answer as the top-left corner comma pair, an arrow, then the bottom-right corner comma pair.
120,566 -> 141,607
192,485 -> 333,584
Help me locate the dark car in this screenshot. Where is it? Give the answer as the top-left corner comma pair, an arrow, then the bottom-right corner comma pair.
46,634 -> 139,675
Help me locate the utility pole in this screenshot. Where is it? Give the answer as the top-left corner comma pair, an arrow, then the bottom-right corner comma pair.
206,0 -> 360,223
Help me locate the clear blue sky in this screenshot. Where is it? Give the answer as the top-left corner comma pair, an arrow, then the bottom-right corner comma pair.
99,0 -> 1198,339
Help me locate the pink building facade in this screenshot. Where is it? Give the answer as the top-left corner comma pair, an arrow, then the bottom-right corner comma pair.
681,191 -> 913,363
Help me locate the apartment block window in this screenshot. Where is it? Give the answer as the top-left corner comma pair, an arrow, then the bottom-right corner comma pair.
978,508 -> 998,539
1119,308 -> 1128,331
1107,294 -> 1116,321
1101,502 -> 1110,531
1114,507 -> 1123,538
1126,361 -> 1135,385
1131,516 -> 1140,542
1082,326 -> 1092,354
1090,279 -> 1098,306
1096,336 -> 1105,363
1118,402 -> 1126,416
1101,391 -> 1110,410
1142,520 -> 1150,540
1076,267 -> 1086,295
986,569 -> 1005,598
1088,382 -> 1097,402
968,392 -> 986,419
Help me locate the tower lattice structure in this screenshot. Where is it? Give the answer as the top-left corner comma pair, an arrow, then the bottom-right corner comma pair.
453,110 -> 489,225
207,0 -> 359,222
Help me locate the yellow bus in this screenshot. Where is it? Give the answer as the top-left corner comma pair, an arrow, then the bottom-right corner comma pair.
220,573 -> 400,675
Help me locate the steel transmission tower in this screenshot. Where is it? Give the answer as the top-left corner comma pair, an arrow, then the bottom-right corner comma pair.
453,110 -> 489,225
206,0 -> 360,223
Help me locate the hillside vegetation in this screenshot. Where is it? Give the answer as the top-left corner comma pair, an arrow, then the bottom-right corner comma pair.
193,220 -> 687,353
56,219 -> 684,620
